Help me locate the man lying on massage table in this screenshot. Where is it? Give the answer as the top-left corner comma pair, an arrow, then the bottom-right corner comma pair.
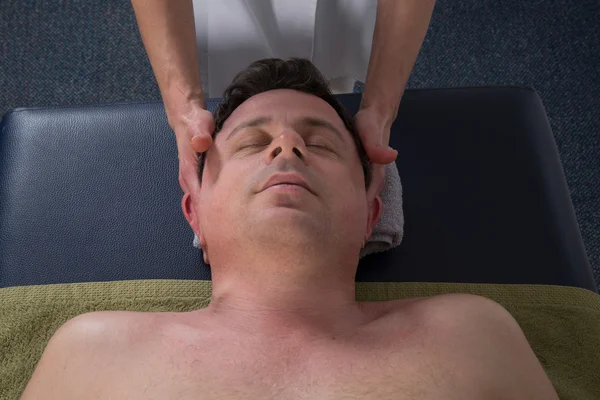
21,59 -> 559,400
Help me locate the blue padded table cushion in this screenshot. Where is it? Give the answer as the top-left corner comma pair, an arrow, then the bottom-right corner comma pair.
0,87 -> 596,293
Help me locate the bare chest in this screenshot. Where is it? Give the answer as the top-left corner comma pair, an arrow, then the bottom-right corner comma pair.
94,317 -> 484,400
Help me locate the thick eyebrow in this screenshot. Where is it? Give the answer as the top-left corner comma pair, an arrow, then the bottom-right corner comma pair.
226,116 -> 273,141
226,116 -> 345,142
293,117 -> 345,142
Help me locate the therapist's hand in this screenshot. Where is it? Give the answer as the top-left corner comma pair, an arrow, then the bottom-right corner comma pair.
169,100 -> 215,195
354,107 -> 398,201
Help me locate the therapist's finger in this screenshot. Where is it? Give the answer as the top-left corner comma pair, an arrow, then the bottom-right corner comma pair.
365,145 -> 398,165
191,133 -> 213,153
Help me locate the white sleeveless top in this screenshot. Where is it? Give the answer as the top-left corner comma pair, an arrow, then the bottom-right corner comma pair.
192,0 -> 377,97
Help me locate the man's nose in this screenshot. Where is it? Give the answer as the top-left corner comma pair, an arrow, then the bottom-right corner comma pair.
265,130 -> 307,164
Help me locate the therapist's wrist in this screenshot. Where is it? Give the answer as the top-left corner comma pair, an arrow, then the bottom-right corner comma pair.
358,94 -> 400,130
359,80 -> 401,125
163,84 -> 207,129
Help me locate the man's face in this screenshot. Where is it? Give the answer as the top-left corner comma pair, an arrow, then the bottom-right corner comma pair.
192,89 -> 379,256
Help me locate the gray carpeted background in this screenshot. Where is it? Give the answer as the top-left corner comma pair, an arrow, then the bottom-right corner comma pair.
1,0 -> 599,290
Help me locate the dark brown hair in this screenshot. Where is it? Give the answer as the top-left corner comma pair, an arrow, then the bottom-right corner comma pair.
198,58 -> 372,188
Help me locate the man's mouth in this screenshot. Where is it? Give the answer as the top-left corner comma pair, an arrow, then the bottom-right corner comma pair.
260,173 -> 314,194
265,183 -> 309,192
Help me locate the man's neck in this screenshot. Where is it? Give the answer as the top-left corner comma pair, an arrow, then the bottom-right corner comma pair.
202,249 -> 369,339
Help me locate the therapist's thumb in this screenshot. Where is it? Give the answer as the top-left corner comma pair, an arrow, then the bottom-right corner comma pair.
189,108 -> 216,153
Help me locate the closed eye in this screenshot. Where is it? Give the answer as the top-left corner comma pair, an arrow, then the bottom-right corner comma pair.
239,142 -> 269,150
239,143 -> 331,151
307,144 -> 331,150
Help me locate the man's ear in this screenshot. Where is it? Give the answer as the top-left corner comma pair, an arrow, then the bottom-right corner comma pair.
364,195 -> 382,241
182,193 -> 209,264
182,192 -> 199,236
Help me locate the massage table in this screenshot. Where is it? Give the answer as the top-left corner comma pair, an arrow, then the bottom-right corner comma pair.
1,87 -> 599,398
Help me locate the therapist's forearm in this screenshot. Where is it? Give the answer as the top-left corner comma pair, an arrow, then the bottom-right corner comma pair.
131,0 -> 205,125
361,0 -> 436,125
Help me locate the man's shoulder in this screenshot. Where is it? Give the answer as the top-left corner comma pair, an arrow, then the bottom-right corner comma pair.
429,293 -> 523,332
49,310 -> 158,349
21,310 -> 159,399
393,293 -> 559,399
388,293 -> 512,321
385,293 -> 522,351
397,293 -> 513,320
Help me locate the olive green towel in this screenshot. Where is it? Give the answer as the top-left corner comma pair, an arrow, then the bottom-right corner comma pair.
1,280 -> 599,399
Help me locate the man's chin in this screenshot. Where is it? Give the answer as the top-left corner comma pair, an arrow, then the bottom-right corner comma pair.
251,204 -> 323,229
255,193 -> 316,212
257,204 -> 314,218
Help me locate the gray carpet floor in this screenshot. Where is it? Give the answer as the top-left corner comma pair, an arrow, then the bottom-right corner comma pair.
1,0 -> 599,290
